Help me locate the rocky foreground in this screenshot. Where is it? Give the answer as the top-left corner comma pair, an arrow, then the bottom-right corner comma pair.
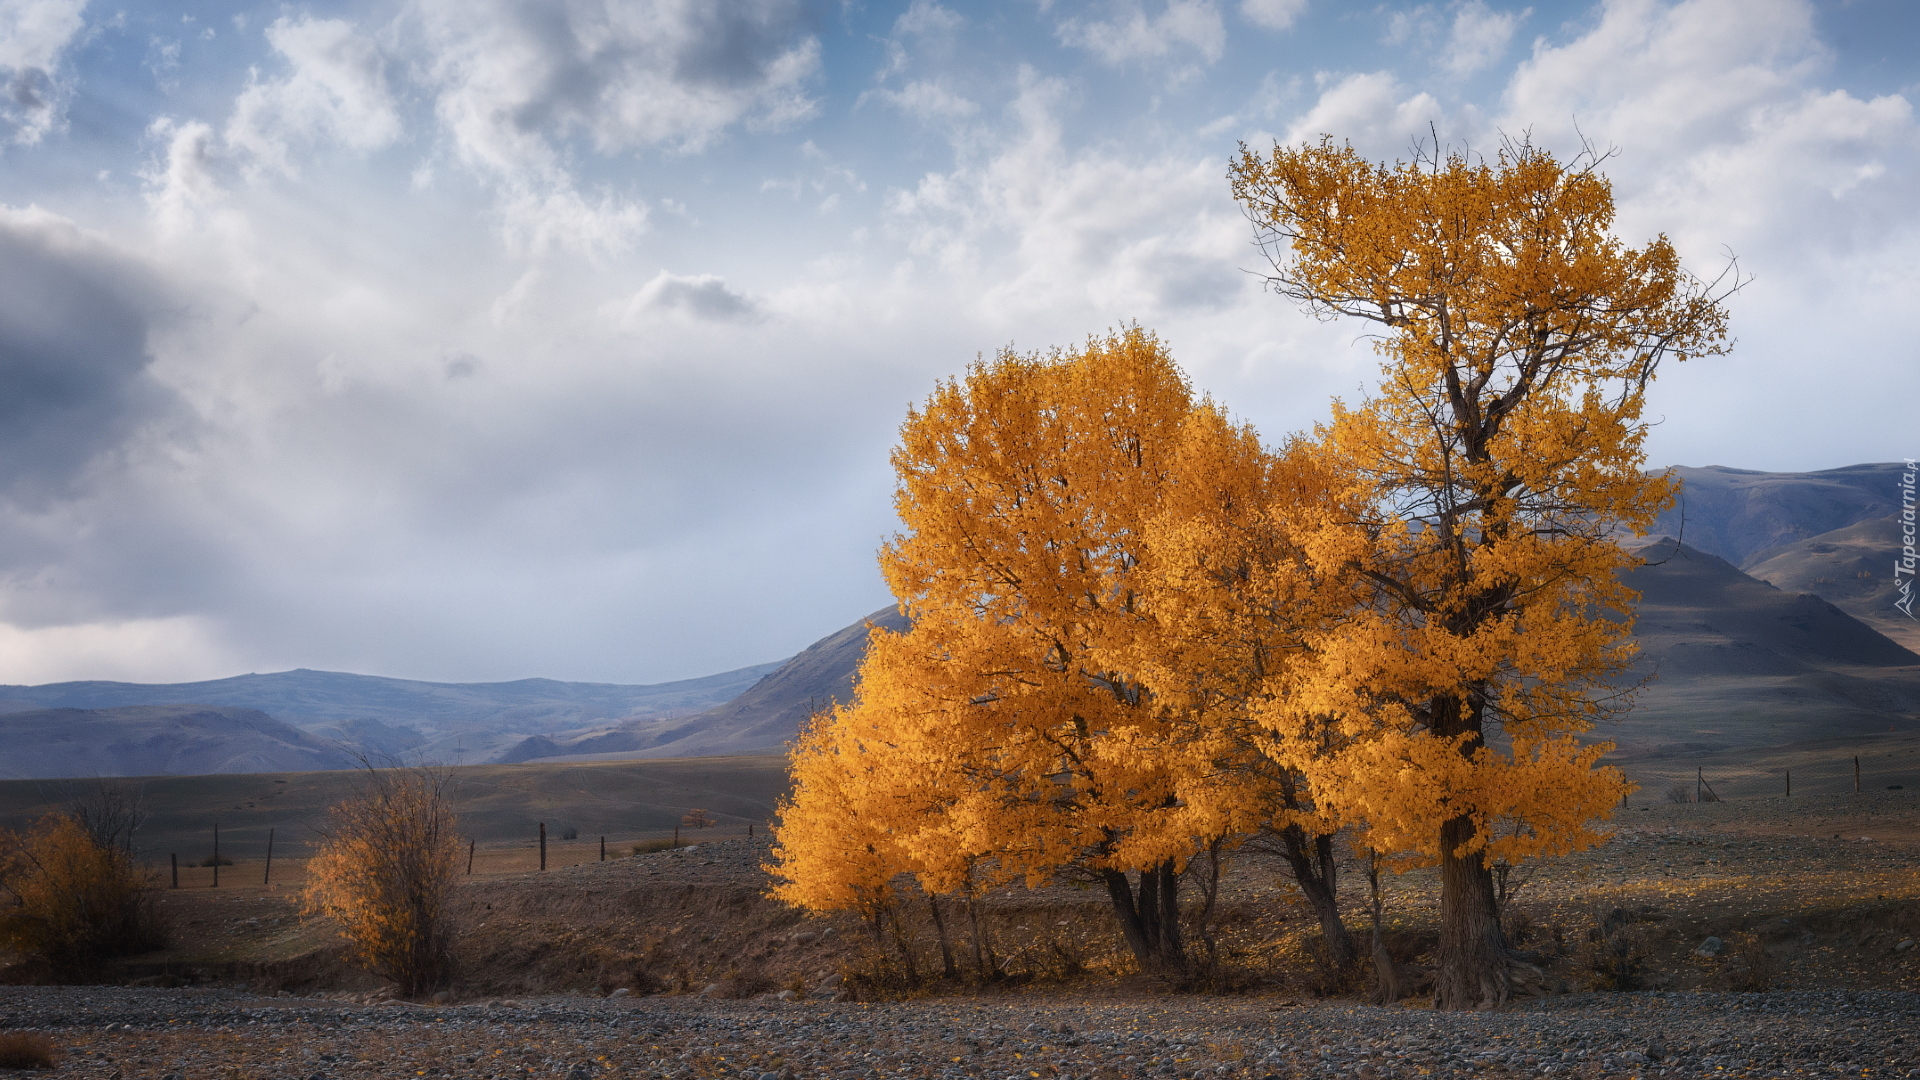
1,984 -> 1914,1080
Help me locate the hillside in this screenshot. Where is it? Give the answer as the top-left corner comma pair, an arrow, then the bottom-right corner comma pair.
1596,536 -> 1920,761
0,661 -> 785,770
499,605 -> 910,763
0,705 -> 360,780
1643,463 -> 1903,565
1741,514 -> 1920,651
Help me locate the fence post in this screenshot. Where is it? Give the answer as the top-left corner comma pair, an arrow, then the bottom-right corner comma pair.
263,828 -> 275,886
599,836 -> 606,862
1786,768 -> 1791,798
1855,756 -> 1862,793
539,822 -> 547,871
212,823 -> 220,889
749,823 -> 754,839
1696,767 -> 1703,804
467,838 -> 475,875
170,852 -> 178,889
673,824 -> 679,848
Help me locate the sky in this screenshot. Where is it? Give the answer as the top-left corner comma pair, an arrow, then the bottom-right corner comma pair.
0,0 -> 1914,688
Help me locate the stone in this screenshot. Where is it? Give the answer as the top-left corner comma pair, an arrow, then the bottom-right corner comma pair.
1693,936 -> 1727,958
1897,939 -> 1916,952
609,987 -> 631,997
700,983 -> 724,997
776,990 -> 800,1002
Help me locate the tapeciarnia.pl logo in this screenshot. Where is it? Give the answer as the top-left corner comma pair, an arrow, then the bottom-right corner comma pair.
1898,458 -> 1918,619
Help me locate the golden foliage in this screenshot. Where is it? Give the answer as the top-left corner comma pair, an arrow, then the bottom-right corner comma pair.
1229,136 -> 1732,1007
0,813 -> 165,975
302,766 -> 464,997
776,139 -> 1731,1003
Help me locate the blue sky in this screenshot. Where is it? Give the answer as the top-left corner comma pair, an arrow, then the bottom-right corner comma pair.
0,0 -> 1914,686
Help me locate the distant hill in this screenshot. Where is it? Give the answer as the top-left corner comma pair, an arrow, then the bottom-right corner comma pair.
0,705 -> 360,780
1596,536 -> 1920,761
1741,515 -> 1920,652
0,662 -> 785,770
1644,463 -> 1903,565
500,606 -> 910,763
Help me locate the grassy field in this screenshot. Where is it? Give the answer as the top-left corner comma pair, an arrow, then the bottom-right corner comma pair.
0,754 -> 790,872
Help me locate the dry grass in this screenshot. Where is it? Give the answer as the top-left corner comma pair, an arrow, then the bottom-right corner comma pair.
0,1031 -> 59,1070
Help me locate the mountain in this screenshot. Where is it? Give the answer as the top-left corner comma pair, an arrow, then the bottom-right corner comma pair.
499,605 -> 910,763
1740,514 -> 1920,652
0,663 -> 782,732
1643,463 -> 1904,565
0,705 -> 360,780
1594,536 -> 1920,760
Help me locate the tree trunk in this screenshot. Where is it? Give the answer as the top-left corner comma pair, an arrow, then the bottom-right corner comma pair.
1099,861 -> 1185,972
1432,813 -> 1509,1010
1364,849 -> 1401,1005
1429,690 -> 1510,1010
927,894 -> 959,980
1276,824 -> 1356,970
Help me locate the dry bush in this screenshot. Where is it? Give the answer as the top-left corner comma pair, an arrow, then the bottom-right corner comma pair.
303,765 -> 464,998
1576,909 -> 1658,991
630,839 -> 685,855
0,814 -> 166,978
681,809 -> 717,830
1664,783 -> 1694,804
1722,931 -> 1776,992
196,854 -> 234,868
0,1031 -> 59,1069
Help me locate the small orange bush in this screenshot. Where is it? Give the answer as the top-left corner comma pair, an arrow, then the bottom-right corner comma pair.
303,766 -> 464,998
0,814 -> 165,976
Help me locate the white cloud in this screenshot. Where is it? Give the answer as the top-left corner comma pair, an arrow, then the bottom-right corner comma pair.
0,0 -> 87,144
140,117 -> 222,232
884,69 -> 1253,320
1284,72 -> 1446,156
1057,0 -> 1226,66
412,0 -> 821,182
1443,1 -> 1521,77
0,615 -> 231,684
226,16 -> 402,176
627,270 -> 759,323
1240,0 -> 1306,32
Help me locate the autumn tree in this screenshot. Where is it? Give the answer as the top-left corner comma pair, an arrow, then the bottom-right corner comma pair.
0,813 -> 165,977
303,764 -> 464,998
775,329 -> 1291,976
1229,137 -> 1733,1008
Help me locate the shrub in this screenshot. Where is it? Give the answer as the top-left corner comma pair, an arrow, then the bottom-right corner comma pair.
303,766 -> 464,998
680,809 -> 716,829
1724,931 -> 1776,992
630,838 -> 686,855
559,826 -> 579,841
196,854 -> 234,868
0,814 -> 166,978
0,1031 -> 59,1069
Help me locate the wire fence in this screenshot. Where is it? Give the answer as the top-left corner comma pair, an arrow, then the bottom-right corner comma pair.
1621,744 -> 1920,803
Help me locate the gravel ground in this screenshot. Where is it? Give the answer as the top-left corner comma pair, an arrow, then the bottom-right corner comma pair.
2,985 -> 1915,1080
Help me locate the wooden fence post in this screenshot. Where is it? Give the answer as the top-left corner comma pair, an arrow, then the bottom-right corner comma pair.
672,824 -> 679,848
263,828 -> 275,886
1855,756 -> 1862,793
599,836 -> 606,862
467,839 -> 475,875
1696,767 -> 1703,804
539,822 -> 547,871
1786,768 -> 1791,797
